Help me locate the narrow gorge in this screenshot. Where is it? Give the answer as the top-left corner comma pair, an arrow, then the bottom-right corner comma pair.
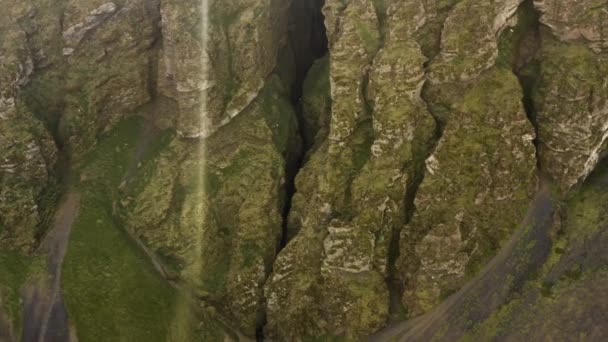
1,0 -> 607,341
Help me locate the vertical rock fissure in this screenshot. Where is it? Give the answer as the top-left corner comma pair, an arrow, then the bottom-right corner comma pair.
278,0 -> 329,251
513,0 -> 543,174
16,3 -> 71,239
258,1 -> 329,339
386,99 -> 443,321
385,15 -> 450,320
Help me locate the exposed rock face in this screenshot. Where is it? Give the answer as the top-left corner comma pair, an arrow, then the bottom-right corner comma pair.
264,0 -> 436,338
264,0 -> 384,338
60,0 -> 160,156
62,2 -> 119,53
0,1 -> 57,252
534,0 -> 608,53
533,1 -> 608,193
400,69 -> 537,315
2,0 -> 608,340
395,0 -> 538,317
159,0 -> 290,138
118,76 -> 299,335
428,0 -> 523,83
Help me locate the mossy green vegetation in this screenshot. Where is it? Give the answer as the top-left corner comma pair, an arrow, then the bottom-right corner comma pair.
460,268 -> 608,341
400,65 -> 538,315
0,249 -> 49,339
62,116 -> 175,341
0,252 -> 29,337
540,159 -> 608,278
61,116 -> 230,341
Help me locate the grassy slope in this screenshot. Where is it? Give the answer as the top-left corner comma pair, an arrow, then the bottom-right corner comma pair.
61,116 -> 178,341
60,116 -> 232,341
0,252 -> 29,337
60,114 -> 236,341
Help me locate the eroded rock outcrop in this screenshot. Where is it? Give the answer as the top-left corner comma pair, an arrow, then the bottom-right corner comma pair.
265,0 -> 437,338
117,76 -> 299,335
400,69 -> 537,315
398,0 -> 538,316
59,0 -> 160,156
159,0 -> 290,138
0,1 -> 57,252
534,0 -> 608,53
533,1 -> 608,193
114,0 -> 299,336
2,0 -> 608,339
428,0 -> 523,83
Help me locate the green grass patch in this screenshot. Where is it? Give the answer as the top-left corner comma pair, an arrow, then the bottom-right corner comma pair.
0,251 -> 48,339
61,116 -> 185,341
0,252 -> 29,336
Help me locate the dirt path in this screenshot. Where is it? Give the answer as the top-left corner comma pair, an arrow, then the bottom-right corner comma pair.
370,181 -> 555,341
22,191 -> 80,342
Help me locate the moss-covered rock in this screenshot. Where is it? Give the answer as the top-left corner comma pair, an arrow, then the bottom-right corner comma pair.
428,0 -> 522,83
0,1 -> 57,253
265,0 -> 438,338
533,33 -> 608,193
159,0 -> 290,137
399,68 -> 537,316
60,0 -> 160,157
116,75 -> 299,336
393,0 -> 540,317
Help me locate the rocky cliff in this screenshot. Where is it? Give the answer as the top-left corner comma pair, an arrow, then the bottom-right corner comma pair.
0,0 -> 607,341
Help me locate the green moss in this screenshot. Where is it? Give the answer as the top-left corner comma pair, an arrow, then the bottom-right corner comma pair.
62,117 -> 174,341
566,174 -> 608,244
259,75 -> 300,156
61,116 -> 230,341
0,250 -> 50,339
414,0 -> 461,59
0,252 -> 29,336
371,0 -> 387,37
356,18 -> 381,56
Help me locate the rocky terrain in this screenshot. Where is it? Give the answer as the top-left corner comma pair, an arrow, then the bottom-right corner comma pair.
0,0 -> 607,341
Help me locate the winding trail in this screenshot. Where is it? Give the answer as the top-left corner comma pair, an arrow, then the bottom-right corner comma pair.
22,191 -> 80,342
371,180 -> 555,341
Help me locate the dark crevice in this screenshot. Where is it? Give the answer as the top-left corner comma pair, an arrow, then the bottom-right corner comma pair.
385,17 -> 449,322
258,1 -> 329,340
344,4 -> 388,216
386,98 -> 444,321
16,6 -> 71,243
277,0 -> 328,251
288,0 -> 328,104
512,0 -> 543,176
